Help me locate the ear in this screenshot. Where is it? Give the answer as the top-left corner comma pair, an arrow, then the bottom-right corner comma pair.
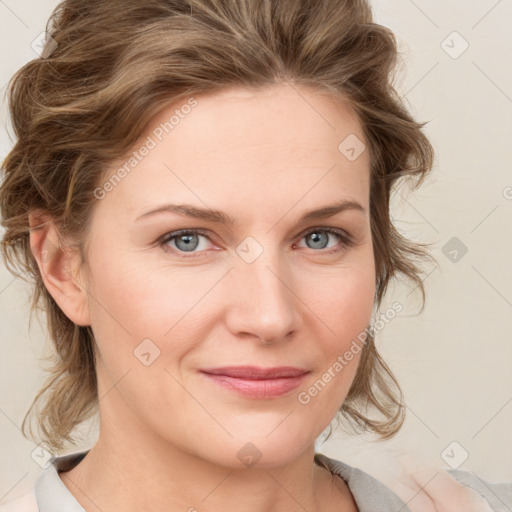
28,209 -> 91,327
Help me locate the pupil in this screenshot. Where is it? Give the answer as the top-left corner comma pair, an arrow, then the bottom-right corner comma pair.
308,232 -> 327,249
177,234 -> 198,251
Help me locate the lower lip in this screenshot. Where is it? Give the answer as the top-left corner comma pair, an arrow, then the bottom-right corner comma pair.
201,372 -> 308,399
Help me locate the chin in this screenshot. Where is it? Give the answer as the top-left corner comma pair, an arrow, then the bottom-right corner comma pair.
199,428 -> 315,470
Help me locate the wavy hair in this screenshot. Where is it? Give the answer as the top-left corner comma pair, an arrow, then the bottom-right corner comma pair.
0,0 -> 435,453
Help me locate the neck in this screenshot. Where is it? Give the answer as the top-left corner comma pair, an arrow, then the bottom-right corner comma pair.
59,437 -> 344,512
57,381 -> 357,512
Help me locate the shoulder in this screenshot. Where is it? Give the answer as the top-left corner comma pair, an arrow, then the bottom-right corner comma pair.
315,451 -> 512,512
315,452 -> 414,511
0,450 -> 89,512
447,468 -> 512,512
0,488 -> 38,512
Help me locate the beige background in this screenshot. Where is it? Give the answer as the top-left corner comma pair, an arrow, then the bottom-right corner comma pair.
1,0 -> 511,505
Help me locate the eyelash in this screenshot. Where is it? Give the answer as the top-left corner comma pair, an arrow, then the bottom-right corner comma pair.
158,227 -> 354,258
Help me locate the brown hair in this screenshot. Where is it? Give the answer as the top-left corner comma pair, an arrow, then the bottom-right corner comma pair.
0,0 -> 435,454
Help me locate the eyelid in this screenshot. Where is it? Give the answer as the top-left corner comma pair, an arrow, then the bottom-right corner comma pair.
295,225 -> 353,243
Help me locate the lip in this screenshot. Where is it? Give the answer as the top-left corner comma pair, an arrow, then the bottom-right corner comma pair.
201,365 -> 309,379
199,366 -> 310,399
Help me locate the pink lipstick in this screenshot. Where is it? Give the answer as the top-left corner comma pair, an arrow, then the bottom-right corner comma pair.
199,365 -> 310,399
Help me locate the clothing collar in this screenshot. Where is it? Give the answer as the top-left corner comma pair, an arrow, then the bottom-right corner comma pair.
34,450 -> 411,512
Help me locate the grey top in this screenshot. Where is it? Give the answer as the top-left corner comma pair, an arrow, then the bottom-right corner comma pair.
0,450 -> 510,511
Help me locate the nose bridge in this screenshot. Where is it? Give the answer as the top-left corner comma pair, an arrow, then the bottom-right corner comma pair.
226,238 -> 300,342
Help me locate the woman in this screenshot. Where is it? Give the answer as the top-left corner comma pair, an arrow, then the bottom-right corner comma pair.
0,1 -> 510,511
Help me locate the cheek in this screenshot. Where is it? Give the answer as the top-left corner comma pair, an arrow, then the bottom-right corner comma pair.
303,258 -> 375,397
306,259 -> 375,343
296,275 -> 374,420
84,249 -> 227,370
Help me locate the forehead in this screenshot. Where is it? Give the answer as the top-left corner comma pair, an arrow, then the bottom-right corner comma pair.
97,83 -> 370,219
160,83 -> 365,151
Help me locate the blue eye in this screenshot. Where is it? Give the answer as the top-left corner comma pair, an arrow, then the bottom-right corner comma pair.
159,227 -> 353,257
160,230 -> 212,253
298,229 -> 350,252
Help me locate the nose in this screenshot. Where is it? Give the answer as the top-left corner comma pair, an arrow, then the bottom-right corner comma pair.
223,244 -> 302,344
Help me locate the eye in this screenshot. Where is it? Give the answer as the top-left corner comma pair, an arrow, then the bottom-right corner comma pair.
158,227 -> 354,257
160,229 -> 214,255
295,227 -> 353,254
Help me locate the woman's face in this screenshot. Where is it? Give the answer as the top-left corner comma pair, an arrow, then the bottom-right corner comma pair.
82,83 -> 375,467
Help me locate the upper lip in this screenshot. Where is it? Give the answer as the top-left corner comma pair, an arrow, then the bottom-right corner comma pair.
200,366 -> 310,379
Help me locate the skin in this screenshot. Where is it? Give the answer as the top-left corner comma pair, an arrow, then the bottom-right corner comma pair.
29,83 -> 376,512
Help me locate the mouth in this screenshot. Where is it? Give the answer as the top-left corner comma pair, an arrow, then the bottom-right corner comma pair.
199,366 -> 310,399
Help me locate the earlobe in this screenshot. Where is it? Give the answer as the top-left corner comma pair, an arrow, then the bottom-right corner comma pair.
28,210 -> 91,327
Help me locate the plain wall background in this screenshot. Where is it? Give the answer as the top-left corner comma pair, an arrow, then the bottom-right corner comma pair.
1,0 -> 511,505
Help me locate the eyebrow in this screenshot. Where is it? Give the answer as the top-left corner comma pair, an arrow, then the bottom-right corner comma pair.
135,199 -> 366,225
